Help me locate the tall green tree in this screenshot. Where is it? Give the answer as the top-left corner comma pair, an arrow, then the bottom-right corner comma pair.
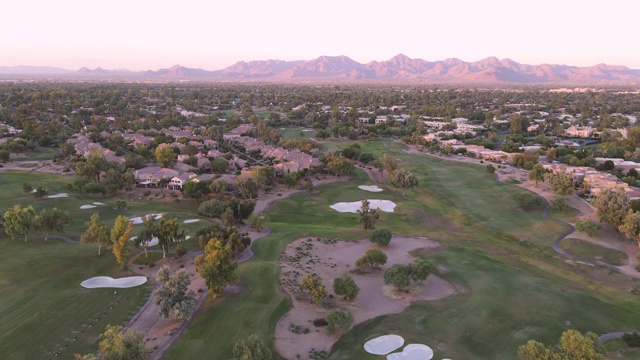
111,215 -> 133,269
383,264 -> 412,291
333,273 -> 360,301
326,308 -> 353,335
195,239 -> 239,297
153,265 -> 197,319
232,334 -> 273,360
81,213 -> 110,255
154,143 -> 177,168
528,163 -> 546,186
157,217 -> 184,258
517,329 -> 604,360
620,210 -> 640,248
355,248 -> 387,269
358,199 -> 380,231
135,215 -> 156,259
327,155 -> 355,180
96,324 -> 150,360
370,228 -> 392,246
389,169 -> 419,195
545,171 -> 575,197
591,188 -> 629,229
3,204 -> 36,241
34,207 -> 70,241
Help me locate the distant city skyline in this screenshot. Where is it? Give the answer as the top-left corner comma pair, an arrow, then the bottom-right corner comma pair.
2,0 -> 639,71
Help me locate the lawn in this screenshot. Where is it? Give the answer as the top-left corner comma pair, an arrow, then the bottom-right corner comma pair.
12,147 -> 57,161
278,127 -> 316,140
560,238 -> 629,266
167,140 -> 640,359
0,239 -> 150,359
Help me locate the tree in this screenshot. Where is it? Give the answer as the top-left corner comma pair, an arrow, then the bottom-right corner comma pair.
96,324 -> 150,360
603,160 -> 615,171
327,155 -> 355,179
575,219 -> 601,236
389,169 -> 419,195
545,171 -> 575,197
591,188 -> 629,229
157,217 -> 183,258
485,164 -> 496,174
326,308 -> 353,335
233,176 -> 259,199
551,195 -> 568,211
3,204 -> 36,241
22,182 -> 32,194
232,334 -> 273,360
528,164 -> 546,186
370,228 -> 392,246
210,158 -> 229,173
516,191 -> 542,210
135,215 -> 157,259
183,180 -> 211,203
409,258 -> 436,284
82,182 -> 107,197
355,248 -> 387,269
247,212 -> 267,231
153,265 -> 197,319
517,329 -> 604,360
620,210 -> 640,247
111,215 -> 133,269
81,213 -> 110,255
383,264 -> 412,291
380,153 -> 398,174
299,274 -> 328,304
155,143 -> 177,168
331,271 -> 360,302
34,207 -> 70,241
33,186 -> 48,198
195,239 -> 239,297
358,199 -> 380,231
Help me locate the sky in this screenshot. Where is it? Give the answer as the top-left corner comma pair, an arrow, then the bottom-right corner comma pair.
1,0 -> 639,71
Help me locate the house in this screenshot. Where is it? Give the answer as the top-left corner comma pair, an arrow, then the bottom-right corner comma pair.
167,174 -> 196,190
565,126 -> 594,138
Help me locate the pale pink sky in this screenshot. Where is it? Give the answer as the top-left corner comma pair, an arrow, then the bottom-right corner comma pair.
1,0 -> 638,70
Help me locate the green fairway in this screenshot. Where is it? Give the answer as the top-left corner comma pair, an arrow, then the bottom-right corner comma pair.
12,147 -> 57,161
560,238 -> 629,266
278,127 -> 316,140
0,239 -> 150,359
167,140 -> 640,359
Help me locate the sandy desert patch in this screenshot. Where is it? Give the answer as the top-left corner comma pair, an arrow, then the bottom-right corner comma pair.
330,199 -> 396,213
276,236 -> 455,359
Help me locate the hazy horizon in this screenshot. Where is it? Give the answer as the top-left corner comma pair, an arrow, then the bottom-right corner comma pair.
2,0 -> 639,71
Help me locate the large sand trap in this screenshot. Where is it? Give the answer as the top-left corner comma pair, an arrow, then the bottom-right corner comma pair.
130,236 -> 159,247
80,205 -> 96,209
183,219 -> 200,224
47,193 -> 68,198
276,237 -> 455,359
129,214 -> 163,225
330,199 -> 396,213
386,344 -> 434,360
359,185 -> 383,192
81,276 -> 147,289
364,335 -> 404,355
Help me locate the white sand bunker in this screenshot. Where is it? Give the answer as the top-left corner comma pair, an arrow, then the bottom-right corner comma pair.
80,205 -> 96,209
330,199 -> 396,213
359,185 -> 383,192
129,213 -> 163,225
47,193 -> 68,199
364,335 -> 405,355
130,236 -> 159,247
93,202 -> 106,205
81,276 -> 147,289
387,344 -> 434,360
183,219 -> 200,224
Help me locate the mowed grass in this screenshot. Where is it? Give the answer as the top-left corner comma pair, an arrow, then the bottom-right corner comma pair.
560,238 -> 629,266
12,147 -> 57,161
0,239 -> 150,359
277,127 -> 316,140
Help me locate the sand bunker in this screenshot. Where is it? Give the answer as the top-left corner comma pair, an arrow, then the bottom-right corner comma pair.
359,185 -> 383,192
80,205 -> 96,209
47,193 -> 68,199
183,219 -> 200,224
364,335 -> 405,355
330,199 -> 396,213
386,344 -> 434,360
129,236 -> 159,247
81,276 -> 147,289
129,214 -> 163,225
93,202 -> 106,205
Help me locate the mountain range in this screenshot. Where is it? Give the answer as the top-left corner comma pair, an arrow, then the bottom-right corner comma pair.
3,55 -> 640,83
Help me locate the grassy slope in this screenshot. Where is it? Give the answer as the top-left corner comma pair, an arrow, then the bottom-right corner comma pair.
166,139 -> 640,359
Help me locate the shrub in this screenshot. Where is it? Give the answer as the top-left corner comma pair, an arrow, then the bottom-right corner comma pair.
326,308 -> 353,334
623,332 -> 640,348
174,244 -> 188,258
369,228 -> 392,246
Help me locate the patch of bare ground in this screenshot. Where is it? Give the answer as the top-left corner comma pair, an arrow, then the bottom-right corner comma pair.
276,236 -> 456,360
